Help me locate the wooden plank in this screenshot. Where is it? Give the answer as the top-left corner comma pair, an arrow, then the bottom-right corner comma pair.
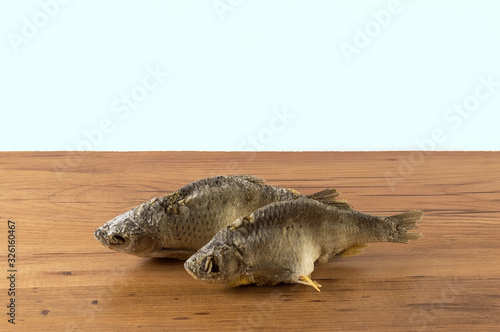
0,151 -> 499,331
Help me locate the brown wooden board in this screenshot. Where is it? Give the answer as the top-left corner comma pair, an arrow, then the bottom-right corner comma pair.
0,152 -> 499,331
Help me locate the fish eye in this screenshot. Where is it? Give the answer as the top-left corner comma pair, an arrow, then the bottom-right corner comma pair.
201,256 -> 219,274
109,234 -> 126,245
201,256 -> 212,273
211,258 -> 220,273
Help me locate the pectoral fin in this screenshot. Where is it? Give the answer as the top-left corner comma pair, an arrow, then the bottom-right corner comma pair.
339,244 -> 367,257
241,266 -> 293,286
297,275 -> 322,292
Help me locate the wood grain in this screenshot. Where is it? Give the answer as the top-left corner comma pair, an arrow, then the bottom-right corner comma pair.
0,152 -> 499,331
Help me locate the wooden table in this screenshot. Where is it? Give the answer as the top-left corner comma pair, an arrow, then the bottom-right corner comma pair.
1,152 -> 498,331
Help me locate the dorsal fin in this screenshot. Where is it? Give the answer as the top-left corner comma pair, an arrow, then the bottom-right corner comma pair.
232,175 -> 266,185
306,188 -> 353,210
306,188 -> 339,200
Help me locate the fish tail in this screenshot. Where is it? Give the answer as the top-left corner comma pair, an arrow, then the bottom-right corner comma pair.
386,210 -> 423,243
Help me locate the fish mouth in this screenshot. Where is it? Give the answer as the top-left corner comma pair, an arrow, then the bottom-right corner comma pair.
184,259 -> 212,282
184,261 -> 198,279
94,228 -> 105,243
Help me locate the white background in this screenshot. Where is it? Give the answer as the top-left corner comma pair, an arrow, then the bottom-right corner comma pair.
1,0 -> 499,151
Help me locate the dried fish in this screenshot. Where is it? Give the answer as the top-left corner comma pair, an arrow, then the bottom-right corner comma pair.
184,198 -> 422,291
94,175 -> 348,258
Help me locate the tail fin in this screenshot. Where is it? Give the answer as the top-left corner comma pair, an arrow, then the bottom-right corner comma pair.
387,210 -> 423,244
306,188 -> 353,210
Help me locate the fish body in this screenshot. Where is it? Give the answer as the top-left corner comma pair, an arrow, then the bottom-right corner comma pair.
94,175 -> 347,258
184,198 -> 423,290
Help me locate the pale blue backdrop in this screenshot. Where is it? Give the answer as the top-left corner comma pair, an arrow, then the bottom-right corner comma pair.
1,0 -> 499,151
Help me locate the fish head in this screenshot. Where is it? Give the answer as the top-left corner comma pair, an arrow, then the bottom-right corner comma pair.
94,203 -> 161,257
184,230 -> 244,284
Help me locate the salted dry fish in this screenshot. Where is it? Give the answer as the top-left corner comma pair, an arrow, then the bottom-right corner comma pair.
184,198 -> 423,291
94,175 -> 349,259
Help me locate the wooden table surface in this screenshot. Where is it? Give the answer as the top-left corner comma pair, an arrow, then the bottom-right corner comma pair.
1,152 -> 499,331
